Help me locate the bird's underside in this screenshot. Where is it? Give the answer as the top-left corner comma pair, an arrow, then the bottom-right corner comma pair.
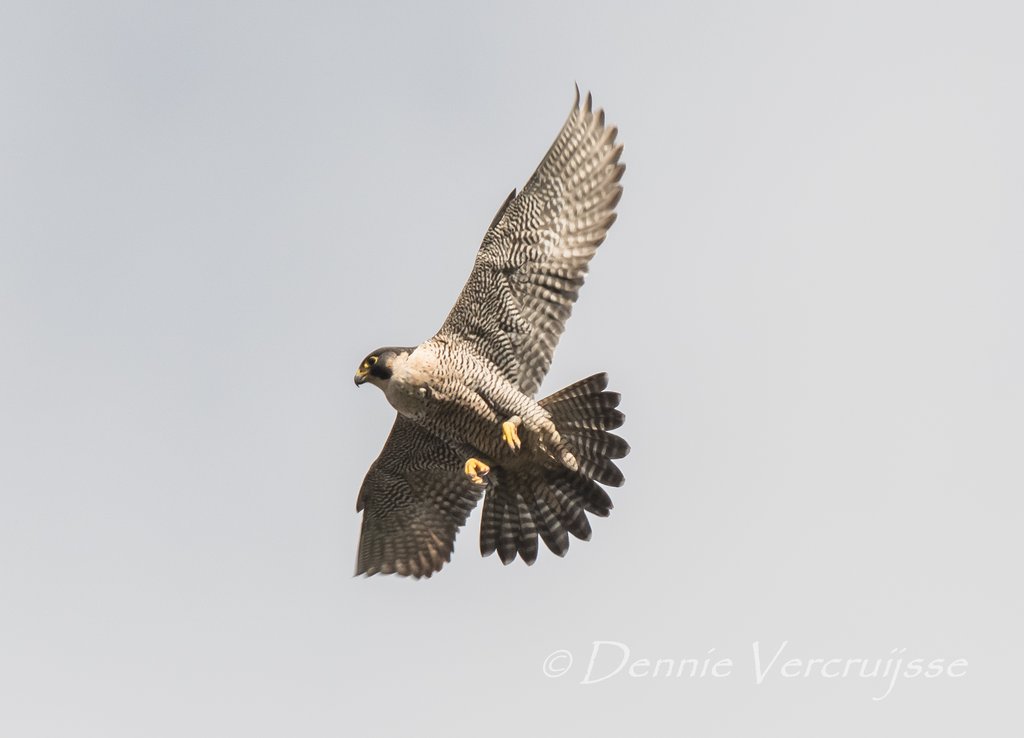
352,87 -> 627,578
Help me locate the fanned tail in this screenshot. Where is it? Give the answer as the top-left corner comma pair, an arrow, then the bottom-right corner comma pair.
480,373 -> 629,565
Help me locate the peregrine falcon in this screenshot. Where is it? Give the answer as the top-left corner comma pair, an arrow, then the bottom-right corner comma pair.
353,87 -> 628,577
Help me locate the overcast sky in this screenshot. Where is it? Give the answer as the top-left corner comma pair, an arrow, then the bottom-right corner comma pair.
2,1 -> 1022,735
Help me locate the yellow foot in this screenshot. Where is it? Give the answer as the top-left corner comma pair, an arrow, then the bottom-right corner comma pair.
464,458 -> 491,485
501,416 -> 522,451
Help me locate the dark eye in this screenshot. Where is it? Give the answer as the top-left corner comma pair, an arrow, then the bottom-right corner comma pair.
364,356 -> 378,368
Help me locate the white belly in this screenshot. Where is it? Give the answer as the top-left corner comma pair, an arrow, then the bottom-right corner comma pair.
385,344 -> 441,419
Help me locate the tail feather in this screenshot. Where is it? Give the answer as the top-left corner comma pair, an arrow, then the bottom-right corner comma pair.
557,410 -> 625,432
479,373 -> 628,566
545,391 -> 622,419
556,470 -> 614,517
549,481 -> 593,541
576,454 -> 625,487
566,428 -> 630,460
533,493 -> 570,557
479,488 -> 505,558
516,495 -> 539,565
497,492 -> 519,564
539,373 -> 609,403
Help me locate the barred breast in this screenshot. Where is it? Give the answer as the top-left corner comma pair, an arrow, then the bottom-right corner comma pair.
386,339 -> 532,465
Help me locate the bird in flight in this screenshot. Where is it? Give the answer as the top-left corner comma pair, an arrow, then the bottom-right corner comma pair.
353,87 -> 628,577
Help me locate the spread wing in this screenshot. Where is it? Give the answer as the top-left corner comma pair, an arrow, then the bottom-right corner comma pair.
437,88 -> 625,398
355,416 -> 483,578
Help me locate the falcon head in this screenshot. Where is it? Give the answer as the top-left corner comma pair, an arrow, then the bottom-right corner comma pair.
354,347 -> 412,389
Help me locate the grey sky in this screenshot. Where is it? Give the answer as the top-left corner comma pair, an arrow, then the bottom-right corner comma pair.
1,1 -> 1021,735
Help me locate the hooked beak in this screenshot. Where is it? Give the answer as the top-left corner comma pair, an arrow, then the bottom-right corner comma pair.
354,370 -> 369,386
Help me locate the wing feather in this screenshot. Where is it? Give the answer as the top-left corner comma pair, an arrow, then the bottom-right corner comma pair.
355,416 -> 482,578
437,88 -> 625,397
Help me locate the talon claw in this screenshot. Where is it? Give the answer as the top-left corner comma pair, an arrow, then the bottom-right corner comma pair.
501,417 -> 522,451
464,458 -> 490,485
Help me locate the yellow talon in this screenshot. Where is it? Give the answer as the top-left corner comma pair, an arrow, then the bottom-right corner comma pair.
464,458 -> 490,485
501,417 -> 522,451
